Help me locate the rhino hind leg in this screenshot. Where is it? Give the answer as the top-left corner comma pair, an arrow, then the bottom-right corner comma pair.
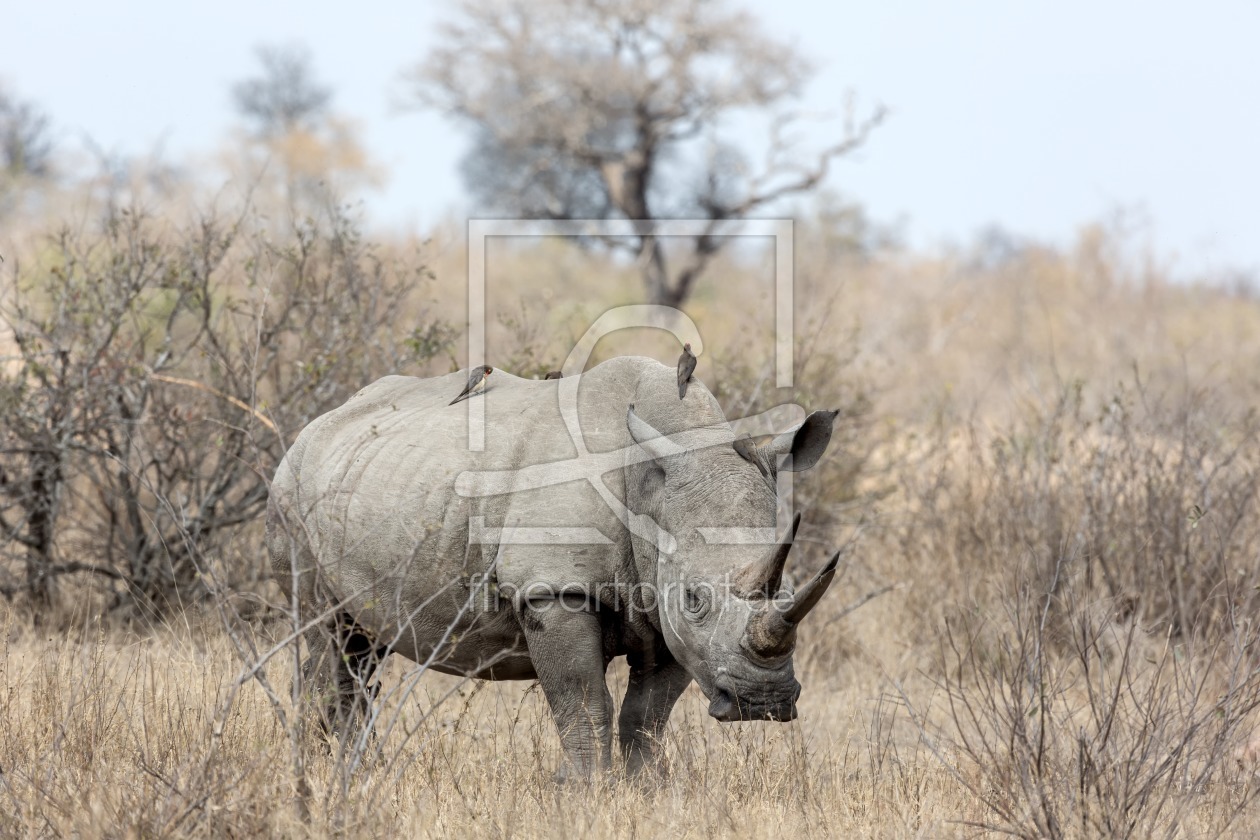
301,613 -> 389,746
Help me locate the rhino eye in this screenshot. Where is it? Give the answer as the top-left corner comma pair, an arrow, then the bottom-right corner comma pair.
683,587 -> 709,618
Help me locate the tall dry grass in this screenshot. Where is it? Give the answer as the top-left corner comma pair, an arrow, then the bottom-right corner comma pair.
0,601 -> 967,837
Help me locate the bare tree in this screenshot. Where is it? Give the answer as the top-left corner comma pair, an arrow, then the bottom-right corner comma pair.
410,0 -> 883,307
0,87 -> 54,178
232,44 -> 332,137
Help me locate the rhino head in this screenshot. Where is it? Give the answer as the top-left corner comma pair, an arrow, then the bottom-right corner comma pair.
626,405 -> 841,723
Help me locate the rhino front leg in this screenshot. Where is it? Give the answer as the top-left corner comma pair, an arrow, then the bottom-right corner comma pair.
520,594 -> 613,779
619,646 -> 692,778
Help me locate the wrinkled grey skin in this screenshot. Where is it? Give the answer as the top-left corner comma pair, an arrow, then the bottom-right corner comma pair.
267,356 -> 842,777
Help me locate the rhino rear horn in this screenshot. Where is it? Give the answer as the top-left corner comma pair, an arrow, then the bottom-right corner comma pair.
732,513 -> 801,598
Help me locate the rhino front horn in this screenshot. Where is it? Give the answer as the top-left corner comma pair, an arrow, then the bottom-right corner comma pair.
782,549 -> 842,624
746,549 -> 842,657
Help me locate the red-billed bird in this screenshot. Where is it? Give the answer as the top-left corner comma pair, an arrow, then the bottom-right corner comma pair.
677,343 -> 697,399
450,366 -> 493,405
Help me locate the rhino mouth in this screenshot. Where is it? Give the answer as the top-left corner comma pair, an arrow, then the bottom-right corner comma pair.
707,682 -> 801,723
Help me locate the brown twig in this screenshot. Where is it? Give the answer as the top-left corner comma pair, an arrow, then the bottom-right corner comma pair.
148,372 -> 278,434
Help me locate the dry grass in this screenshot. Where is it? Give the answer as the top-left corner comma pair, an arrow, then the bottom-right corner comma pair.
3,555 -> 1257,838
0,601 -> 962,838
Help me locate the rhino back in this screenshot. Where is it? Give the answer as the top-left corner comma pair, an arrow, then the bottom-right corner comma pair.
269,363 -> 643,622
267,357 -> 728,663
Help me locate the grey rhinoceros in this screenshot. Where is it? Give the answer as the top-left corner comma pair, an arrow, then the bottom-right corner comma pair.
267,355 -> 844,777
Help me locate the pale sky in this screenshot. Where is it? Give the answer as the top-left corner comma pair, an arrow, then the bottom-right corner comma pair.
5,0 -> 1258,278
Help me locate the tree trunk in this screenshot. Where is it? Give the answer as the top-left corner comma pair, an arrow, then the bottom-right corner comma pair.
657,280 -> 688,309
641,239 -> 673,306
24,452 -> 61,611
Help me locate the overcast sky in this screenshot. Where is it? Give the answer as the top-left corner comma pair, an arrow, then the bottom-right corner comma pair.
5,0 -> 1258,277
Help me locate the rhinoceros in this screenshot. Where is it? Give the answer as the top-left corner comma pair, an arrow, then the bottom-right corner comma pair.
267,356 -> 844,776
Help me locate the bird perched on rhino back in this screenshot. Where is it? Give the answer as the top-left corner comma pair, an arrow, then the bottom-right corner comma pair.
543,370 -> 563,380
677,343 -> 697,399
734,434 -> 772,479
449,365 -> 492,405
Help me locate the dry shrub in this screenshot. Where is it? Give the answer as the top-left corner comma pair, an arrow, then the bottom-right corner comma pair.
893,376 -> 1260,642
913,565 -> 1260,838
881,372 -> 1260,836
0,199 -> 452,618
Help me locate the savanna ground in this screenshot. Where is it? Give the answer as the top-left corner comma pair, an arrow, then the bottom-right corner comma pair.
4,191 -> 1260,838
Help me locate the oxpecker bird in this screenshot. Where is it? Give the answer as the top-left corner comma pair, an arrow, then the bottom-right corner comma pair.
543,370 -> 563,380
677,343 -> 697,399
450,366 -> 493,405
733,435 -> 772,479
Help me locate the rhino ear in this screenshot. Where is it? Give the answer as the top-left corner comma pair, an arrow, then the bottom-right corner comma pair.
763,410 -> 839,472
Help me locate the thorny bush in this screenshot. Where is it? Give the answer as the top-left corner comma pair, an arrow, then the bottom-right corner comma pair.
0,202 -> 453,618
